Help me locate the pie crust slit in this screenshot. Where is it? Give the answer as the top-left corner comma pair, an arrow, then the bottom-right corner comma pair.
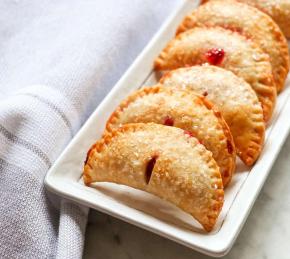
154,27 -> 276,122
177,0 -> 289,93
160,65 -> 265,166
84,123 -> 224,232
106,85 -> 236,186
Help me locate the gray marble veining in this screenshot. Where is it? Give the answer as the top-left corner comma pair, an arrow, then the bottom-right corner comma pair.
84,134 -> 290,259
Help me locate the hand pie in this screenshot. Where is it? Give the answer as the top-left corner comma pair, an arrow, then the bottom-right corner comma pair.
201,0 -> 290,39
177,0 -> 289,93
84,123 -> 224,232
160,65 -> 265,166
154,27 -> 276,122
106,85 -> 236,187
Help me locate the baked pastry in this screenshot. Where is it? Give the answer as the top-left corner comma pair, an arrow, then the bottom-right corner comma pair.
84,123 -> 224,232
177,0 -> 289,93
201,0 -> 290,39
106,85 -> 236,186
154,27 -> 276,122
160,65 -> 265,165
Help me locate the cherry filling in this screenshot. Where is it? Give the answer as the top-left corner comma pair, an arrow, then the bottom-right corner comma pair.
227,140 -> 234,154
184,130 -> 203,145
184,130 -> 195,138
163,116 -> 174,126
224,170 -> 229,177
205,48 -> 225,65
145,156 -> 158,184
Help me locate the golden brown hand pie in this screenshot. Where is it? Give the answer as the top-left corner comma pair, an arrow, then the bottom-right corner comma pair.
160,65 -> 265,166
84,123 -> 224,232
154,27 -> 276,122
201,0 -> 290,39
177,0 -> 289,93
106,85 -> 236,187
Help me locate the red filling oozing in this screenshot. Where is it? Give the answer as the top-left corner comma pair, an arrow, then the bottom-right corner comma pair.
205,48 -> 225,65
227,140 -> 234,154
184,130 -> 203,145
164,116 -> 174,126
184,130 -> 195,137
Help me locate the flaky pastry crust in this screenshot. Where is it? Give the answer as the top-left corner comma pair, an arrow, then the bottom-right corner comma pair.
84,123 -> 224,232
177,0 -> 289,92
160,65 -> 265,166
201,0 -> 290,39
154,27 -> 276,122
106,85 -> 236,186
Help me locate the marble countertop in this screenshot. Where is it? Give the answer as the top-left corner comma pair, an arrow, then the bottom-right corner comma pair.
84,134 -> 290,259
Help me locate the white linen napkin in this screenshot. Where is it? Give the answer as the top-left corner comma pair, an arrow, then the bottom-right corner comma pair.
0,0 -> 183,258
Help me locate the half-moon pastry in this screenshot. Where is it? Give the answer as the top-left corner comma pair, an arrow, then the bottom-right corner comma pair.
160,65 -> 265,166
154,27 -> 276,122
84,123 -> 224,232
106,85 -> 236,186
201,0 -> 290,39
177,0 -> 289,93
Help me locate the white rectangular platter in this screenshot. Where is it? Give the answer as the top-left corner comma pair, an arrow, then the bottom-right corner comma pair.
45,0 -> 290,257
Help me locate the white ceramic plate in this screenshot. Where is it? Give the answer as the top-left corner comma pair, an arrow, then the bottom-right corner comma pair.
45,0 -> 290,256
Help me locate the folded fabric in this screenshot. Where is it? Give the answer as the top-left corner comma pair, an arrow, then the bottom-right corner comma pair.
0,0 -> 183,258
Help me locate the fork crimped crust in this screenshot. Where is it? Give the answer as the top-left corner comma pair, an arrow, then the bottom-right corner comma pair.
84,123 -> 224,232
106,85 -> 236,186
201,0 -> 290,39
176,0 -> 289,92
154,27 -> 276,122
160,65 -> 265,165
